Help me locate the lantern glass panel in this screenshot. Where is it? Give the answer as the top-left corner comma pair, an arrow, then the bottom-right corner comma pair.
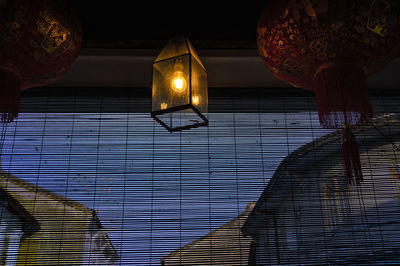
152,54 -> 190,113
190,55 -> 208,114
187,41 -> 205,70
154,37 -> 189,63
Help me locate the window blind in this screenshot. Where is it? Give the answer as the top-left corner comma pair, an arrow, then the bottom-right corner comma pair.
0,88 -> 398,265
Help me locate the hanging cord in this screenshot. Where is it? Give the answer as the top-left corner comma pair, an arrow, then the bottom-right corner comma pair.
367,119 -> 400,152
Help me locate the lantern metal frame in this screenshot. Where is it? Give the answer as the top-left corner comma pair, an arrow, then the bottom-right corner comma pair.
151,104 -> 208,132
151,35 -> 208,132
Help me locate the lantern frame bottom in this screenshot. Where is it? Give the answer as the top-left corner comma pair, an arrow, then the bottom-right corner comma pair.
151,104 -> 208,132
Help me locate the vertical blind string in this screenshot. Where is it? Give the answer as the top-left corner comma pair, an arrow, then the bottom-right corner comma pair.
376,97 -> 396,262
118,97 -> 131,264
149,121 -> 155,265
286,93 -> 301,265
232,96 -> 243,262
57,94 -> 77,263
305,96 -> 330,263
359,122 -> 387,260
0,122 -> 8,158
207,114 -> 213,265
88,96 -> 104,264
0,114 -> 10,257
27,94 -> 49,262
257,90 -> 267,188
179,129 -> 182,265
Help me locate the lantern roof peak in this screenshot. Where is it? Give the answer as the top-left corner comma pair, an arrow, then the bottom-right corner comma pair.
154,35 -> 205,70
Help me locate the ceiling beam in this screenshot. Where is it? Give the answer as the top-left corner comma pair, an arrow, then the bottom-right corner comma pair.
20,87 -> 400,113
51,48 -> 400,89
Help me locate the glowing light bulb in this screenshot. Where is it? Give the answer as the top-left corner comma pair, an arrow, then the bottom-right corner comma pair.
171,60 -> 187,93
174,77 -> 184,91
161,102 -> 168,110
192,95 -> 199,105
171,71 -> 186,93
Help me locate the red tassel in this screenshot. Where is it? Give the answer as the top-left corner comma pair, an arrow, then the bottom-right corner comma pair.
0,69 -> 21,123
314,62 -> 369,185
341,124 -> 363,185
314,62 -> 373,129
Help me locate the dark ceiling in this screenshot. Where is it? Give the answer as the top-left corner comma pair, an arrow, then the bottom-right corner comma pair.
70,1 -> 268,49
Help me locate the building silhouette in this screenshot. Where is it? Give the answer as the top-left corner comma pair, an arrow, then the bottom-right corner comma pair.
0,165 -> 118,265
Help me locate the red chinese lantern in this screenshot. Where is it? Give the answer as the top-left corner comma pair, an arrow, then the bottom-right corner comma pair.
0,0 -> 82,122
257,0 -> 399,185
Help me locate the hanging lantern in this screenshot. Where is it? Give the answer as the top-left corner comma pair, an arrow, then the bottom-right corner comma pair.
151,35 -> 208,132
0,0 -> 82,122
257,0 -> 399,185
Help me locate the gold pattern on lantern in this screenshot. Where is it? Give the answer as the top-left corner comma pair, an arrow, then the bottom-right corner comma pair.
310,39 -> 328,60
37,11 -> 71,55
367,0 -> 391,36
